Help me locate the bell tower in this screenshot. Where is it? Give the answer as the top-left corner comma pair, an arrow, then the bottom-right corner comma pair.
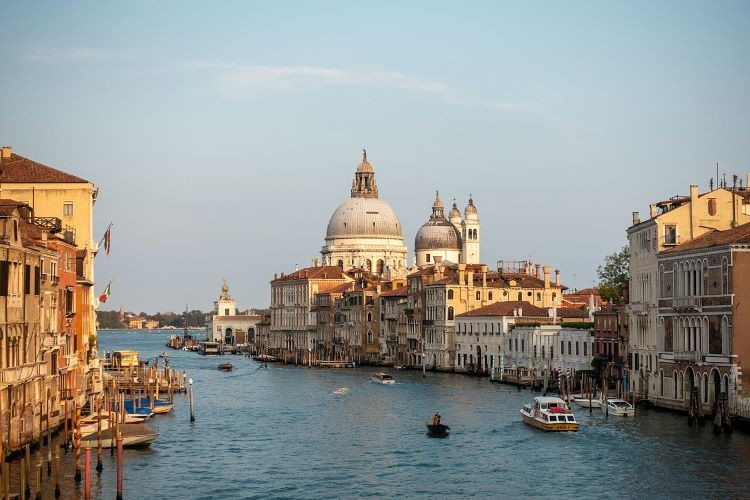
461,195 -> 480,264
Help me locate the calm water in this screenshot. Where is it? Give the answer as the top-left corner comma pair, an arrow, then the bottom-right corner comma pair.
13,330 -> 750,498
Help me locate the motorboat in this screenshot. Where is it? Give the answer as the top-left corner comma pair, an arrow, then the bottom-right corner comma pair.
159,351 -> 169,358
81,423 -> 158,448
426,423 -> 450,438
572,393 -> 601,408
218,361 -> 233,371
601,398 -> 635,417
371,372 -> 395,384
520,396 -> 580,432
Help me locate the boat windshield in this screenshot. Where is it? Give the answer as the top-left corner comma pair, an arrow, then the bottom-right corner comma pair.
612,402 -> 629,408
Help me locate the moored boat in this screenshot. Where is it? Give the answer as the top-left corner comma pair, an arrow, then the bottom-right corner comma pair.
426,423 -> 450,438
601,398 -> 635,417
520,396 -> 580,432
371,372 -> 395,384
81,423 -> 158,448
572,393 -> 601,408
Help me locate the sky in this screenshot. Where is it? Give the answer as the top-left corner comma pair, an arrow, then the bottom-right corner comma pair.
1,1 -> 749,313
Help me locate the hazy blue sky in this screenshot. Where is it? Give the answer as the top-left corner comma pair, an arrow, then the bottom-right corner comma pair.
1,1 -> 748,313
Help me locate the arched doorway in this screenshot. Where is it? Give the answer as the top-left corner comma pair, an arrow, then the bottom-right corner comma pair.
712,369 -> 722,413
476,346 -> 482,373
225,327 -> 233,345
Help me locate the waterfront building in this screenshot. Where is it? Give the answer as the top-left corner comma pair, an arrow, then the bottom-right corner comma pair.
379,282 -> 408,365
331,270 -> 383,364
253,311 -> 272,356
654,221 -> 750,413
562,287 -> 604,310
205,281 -> 261,351
592,306 -> 628,379
321,152 -> 408,278
454,301 -> 551,374
626,182 -> 750,403
414,192 -> 480,266
0,146 -> 99,380
505,324 -> 594,382
311,282 -> 349,362
270,265 -> 353,364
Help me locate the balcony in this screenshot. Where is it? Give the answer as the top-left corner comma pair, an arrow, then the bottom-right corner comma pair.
41,273 -> 48,283
51,276 -> 60,285
422,320 -> 434,326
0,362 -> 48,383
673,351 -> 702,362
672,297 -> 701,312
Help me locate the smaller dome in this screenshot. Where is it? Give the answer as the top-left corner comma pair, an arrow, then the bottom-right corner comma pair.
415,221 -> 461,251
465,195 -> 478,219
432,191 -> 444,211
449,199 -> 461,221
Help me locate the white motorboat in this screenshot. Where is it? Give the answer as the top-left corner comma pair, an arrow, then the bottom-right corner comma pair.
601,398 -> 635,417
572,393 -> 601,408
520,396 -> 580,432
371,372 -> 395,384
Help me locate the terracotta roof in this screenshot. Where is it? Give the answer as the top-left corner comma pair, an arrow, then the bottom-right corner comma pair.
320,282 -> 353,294
272,265 -> 350,282
661,222 -> 750,253
456,301 -> 549,318
0,153 -> 90,183
381,285 -> 407,297
555,307 -> 588,318
0,206 -> 17,217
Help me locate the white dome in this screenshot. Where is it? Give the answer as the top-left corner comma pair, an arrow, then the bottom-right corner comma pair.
326,197 -> 404,240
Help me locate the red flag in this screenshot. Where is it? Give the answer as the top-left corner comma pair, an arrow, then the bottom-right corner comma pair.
99,282 -> 111,303
104,227 -> 111,256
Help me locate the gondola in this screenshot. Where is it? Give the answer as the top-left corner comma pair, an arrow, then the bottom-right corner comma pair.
426,423 -> 450,438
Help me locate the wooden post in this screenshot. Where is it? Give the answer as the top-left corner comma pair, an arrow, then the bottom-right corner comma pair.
74,403 -> 81,482
25,444 -> 31,498
189,378 -> 195,422
84,446 -> 91,500
63,400 -> 69,451
54,444 -> 61,498
116,434 -> 124,500
96,406 -> 103,472
20,459 -> 26,500
35,461 -> 41,500
2,462 -> 9,500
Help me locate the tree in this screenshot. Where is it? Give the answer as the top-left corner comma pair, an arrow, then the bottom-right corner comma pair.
597,245 -> 629,303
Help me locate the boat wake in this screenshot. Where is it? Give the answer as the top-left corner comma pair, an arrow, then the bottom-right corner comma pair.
332,387 -> 350,395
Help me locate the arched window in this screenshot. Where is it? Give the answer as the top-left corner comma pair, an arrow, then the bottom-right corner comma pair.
476,291 -> 481,300
517,292 -> 522,301
367,330 -> 373,344
367,312 -> 372,322
536,292 -> 541,301
376,259 -> 384,275
447,289 -> 454,300
366,259 -> 372,272
673,371 -> 678,399
337,260 -> 343,269
721,257 -> 729,294
488,292 -> 493,300
447,307 -> 454,320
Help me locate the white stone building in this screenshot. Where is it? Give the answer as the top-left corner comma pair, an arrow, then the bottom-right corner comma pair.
321,151 -> 408,277
205,281 -> 262,350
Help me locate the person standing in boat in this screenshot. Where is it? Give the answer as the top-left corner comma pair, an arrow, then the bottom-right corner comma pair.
432,412 -> 441,425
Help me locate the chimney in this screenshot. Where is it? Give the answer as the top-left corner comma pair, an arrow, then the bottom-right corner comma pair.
467,269 -> 474,287
458,263 -> 466,286
481,264 -> 488,288
690,184 -> 699,239
1,146 -> 11,159
535,264 -> 540,279
274,273 -> 278,280
555,269 -> 560,286
376,284 -> 381,295
543,266 -> 551,289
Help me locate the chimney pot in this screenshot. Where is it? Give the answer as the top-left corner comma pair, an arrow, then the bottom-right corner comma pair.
555,269 -> 560,286
1,146 -> 11,159
543,266 -> 551,289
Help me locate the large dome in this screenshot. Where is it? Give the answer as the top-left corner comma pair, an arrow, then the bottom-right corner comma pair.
326,197 -> 403,239
415,220 -> 461,250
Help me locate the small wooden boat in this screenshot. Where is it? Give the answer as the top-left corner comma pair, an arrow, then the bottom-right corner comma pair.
81,423 -> 158,448
520,396 -> 580,432
218,361 -> 233,371
426,423 -> 450,438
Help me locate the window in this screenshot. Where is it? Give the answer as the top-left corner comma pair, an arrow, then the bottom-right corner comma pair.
575,342 -> 579,356
664,224 -> 677,245
561,340 -> 564,354
708,198 -> 717,216
447,307 -> 454,320
488,292 -> 493,300
517,292 -> 522,301
521,339 -> 525,352
584,342 -> 587,356
568,341 -> 572,355
447,289 -> 454,300
426,254 -> 431,263
224,308 -> 229,315
63,202 -> 74,217
367,312 -> 372,322
476,291 -> 481,300
24,264 -> 31,295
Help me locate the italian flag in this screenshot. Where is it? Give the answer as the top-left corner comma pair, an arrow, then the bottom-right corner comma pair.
99,282 -> 111,303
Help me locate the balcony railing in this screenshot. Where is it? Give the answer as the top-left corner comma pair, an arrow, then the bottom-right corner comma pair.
673,351 -> 702,362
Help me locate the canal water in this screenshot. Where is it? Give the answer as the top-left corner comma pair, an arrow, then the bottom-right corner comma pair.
11,330 -> 750,498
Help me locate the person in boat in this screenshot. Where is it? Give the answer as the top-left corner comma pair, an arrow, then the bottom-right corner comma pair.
432,412 -> 441,425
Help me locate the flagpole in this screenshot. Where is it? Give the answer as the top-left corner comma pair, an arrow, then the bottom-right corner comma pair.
95,222 -> 113,258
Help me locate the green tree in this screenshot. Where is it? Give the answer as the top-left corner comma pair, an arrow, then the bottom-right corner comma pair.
597,245 -> 629,303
